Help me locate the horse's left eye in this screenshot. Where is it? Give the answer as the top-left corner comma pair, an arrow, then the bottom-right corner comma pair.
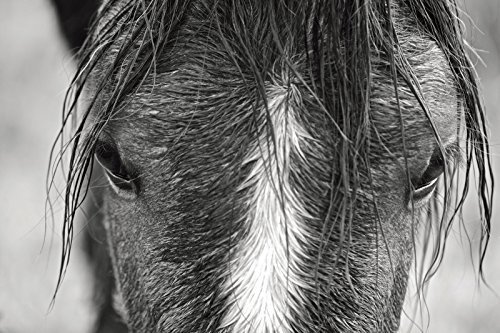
94,139 -> 138,196
410,148 -> 445,205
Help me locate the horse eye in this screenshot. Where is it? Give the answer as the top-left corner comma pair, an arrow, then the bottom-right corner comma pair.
410,148 -> 445,205
94,140 -> 137,195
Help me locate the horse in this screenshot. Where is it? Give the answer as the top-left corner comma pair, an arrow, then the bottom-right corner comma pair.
49,0 -> 494,332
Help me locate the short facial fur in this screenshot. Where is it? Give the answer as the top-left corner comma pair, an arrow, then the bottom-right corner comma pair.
53,0 -> 493,332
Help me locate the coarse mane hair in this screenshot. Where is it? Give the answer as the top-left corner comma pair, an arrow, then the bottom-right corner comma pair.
48,0 -> 493,318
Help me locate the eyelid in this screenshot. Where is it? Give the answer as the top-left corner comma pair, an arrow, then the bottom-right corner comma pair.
409,178 -> 440,209
418,141 -> 461,181
94,137 -> 140,198
103,169 -> 138,199
407,141 -> 460,209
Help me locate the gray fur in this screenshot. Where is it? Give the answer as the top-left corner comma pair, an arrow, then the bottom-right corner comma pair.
49,0 -> 493,332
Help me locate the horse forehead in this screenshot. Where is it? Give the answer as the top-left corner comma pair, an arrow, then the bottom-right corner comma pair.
93,0 -> 457,145
94,0 -> 441,81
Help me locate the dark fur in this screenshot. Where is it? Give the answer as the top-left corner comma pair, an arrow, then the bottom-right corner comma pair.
50,1 -> 493,332
50,0 -> 101,52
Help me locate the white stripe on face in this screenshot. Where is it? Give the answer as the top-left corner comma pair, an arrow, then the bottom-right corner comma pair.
220,85 -> 312,333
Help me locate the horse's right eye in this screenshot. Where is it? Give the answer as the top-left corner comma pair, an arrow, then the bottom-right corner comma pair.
94,140 -> 138,196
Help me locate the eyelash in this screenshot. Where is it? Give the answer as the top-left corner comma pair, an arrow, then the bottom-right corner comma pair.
409,143 -> 461,208
94,139 -> 139,197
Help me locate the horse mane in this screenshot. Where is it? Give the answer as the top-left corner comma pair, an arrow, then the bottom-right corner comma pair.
48,0 -> 493,312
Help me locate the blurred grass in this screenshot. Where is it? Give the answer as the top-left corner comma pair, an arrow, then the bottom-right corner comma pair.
0,1 -> 94,332
0,0 -> 498,332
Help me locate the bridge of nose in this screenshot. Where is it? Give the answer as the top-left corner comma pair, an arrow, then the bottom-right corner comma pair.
218,84 -> 316,333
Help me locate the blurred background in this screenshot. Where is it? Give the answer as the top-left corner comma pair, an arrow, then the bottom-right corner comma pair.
0,0 -> 498,332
